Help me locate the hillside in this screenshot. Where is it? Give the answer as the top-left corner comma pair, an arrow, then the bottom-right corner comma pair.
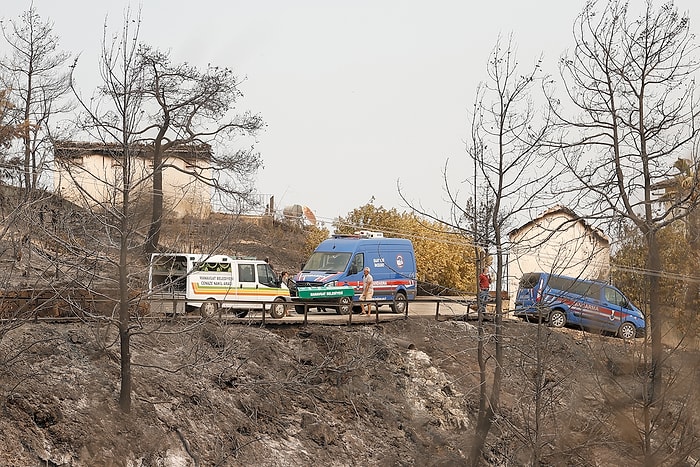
0,187 -> 698,466
5,315 -> 693,466
0,184 -> 308,294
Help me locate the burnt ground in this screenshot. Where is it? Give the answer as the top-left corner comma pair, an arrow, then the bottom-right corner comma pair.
1,315 -> 698,466
0,186 -> 698,466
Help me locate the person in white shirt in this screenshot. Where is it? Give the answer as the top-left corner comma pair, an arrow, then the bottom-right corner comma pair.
360,267 -> 374,315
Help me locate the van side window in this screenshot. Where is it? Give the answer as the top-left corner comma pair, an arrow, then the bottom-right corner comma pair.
349,254 -> 364,275
238,264 -> 255,282
257,264 -> 276,287
549,276 -> 600,299
585,284 -> 601,300
549,276 -> 575,293
605,287 -> 627,307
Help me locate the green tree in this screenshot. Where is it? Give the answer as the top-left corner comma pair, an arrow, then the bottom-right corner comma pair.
613,221 -> 699,335
303,224 -> 330,257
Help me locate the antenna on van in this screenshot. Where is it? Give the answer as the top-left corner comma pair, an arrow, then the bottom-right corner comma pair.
354,230 -> 384,238
331,230 -> 384,239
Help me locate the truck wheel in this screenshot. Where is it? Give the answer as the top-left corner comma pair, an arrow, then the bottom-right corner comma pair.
391,292 -> 408,314
295,304 -> 306,314
269,298 -> 287,319
200,299 -> 218,318
336,296 -> 352,315
548,309 -> 566,328
618,322 -> 636,340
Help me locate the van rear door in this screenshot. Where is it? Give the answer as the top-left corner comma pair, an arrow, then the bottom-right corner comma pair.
515,273 -> 543,310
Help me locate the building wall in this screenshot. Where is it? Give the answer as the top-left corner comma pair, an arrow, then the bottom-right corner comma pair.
160,157 -> 212,218
54,154 -> 211,218
506,212 -> 610,308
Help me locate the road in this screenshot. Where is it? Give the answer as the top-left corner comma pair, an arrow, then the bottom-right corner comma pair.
231,296 -> 504,325
147,295 -> 512,325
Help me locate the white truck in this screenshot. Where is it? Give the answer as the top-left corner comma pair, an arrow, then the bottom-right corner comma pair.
148,253 -> 290,318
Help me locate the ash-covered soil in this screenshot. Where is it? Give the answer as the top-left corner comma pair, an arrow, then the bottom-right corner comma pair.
2,315 -> 692,466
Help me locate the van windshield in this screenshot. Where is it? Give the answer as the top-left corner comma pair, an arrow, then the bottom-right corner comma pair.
303,252 -> 352,273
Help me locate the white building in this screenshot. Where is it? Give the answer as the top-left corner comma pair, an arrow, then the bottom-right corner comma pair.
506,206 -> 610,308
53,141 -> 212,219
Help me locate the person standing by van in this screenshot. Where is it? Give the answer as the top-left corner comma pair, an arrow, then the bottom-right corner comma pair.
478,267 -> 491,313
360,267 -> 374,315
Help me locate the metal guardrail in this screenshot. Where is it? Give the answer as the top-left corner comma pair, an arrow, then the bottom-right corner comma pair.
147,294 -> 498,325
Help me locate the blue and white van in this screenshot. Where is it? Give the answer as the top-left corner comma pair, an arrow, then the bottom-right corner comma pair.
513,272 -> 645,339
292,231 -> 417,314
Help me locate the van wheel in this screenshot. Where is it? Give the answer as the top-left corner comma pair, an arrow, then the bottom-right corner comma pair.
618,322 -> 636,340
269,298 -> 287,319
391,292 -> 408,314
548,309 -> 566,328
200,299 -> 218,318
295,305 -> 306,314
337,296 -> 352,315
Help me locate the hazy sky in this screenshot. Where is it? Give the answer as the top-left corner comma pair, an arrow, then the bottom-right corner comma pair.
4,1 -> 700,227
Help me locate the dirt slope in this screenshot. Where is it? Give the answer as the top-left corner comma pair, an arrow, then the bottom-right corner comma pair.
2,314 -> 695,466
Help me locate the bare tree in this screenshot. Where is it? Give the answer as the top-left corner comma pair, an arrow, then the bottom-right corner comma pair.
465,35 -> 560,466
403,34 -> 559,464
551,0 -> 700,405
136,46 -> 264,255
0,5 -> 72,192
62,6 -> 267,413
65,9 -> 149,413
